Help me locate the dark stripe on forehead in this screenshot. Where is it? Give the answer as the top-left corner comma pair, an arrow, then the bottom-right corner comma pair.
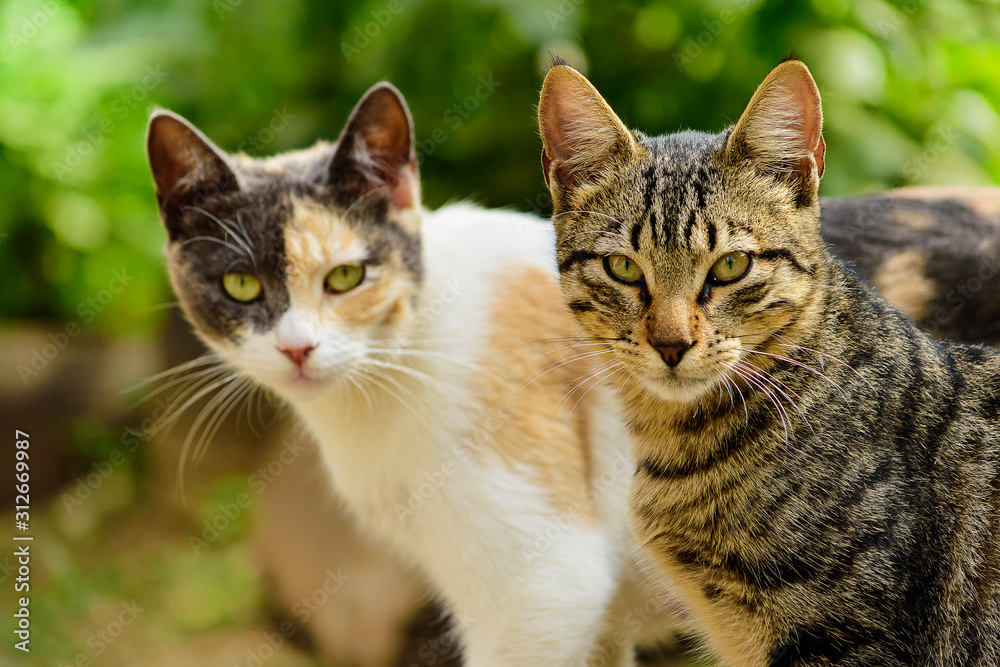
558,250 -> 601,273
683,207 -> 698,249
693,167 -> 709,210
707,218 -> 717,251
642,164 -> 659,246
757,248 -> 814,275
642,164 -> 656,217
649,207 -> 661,247
630,219 -> 644,251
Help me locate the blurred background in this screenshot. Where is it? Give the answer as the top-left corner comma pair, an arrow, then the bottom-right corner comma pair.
2,0 -> 999,665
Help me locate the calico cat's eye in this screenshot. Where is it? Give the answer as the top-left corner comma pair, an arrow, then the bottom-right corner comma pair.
222,273 -> 262,302
605,254 -> 644,283
709,251 -> 751,284
325,263 -> 366,293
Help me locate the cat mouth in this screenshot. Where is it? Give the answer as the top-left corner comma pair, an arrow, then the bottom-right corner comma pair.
639,368 -> 719,403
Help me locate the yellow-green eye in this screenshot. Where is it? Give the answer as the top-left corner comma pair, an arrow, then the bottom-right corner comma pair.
324,264 -> 365,293
222,273 -> 262,302
605,254 -> 644,283
709,251 -> 752,284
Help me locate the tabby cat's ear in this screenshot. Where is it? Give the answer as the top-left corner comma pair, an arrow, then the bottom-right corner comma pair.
538,64 -> 637,189
724,60 -> 825,203
329,82 -> 419,211
146,110 -> 239,219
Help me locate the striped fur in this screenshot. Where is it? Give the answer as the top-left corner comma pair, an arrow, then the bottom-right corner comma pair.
540,60 -> 1000,665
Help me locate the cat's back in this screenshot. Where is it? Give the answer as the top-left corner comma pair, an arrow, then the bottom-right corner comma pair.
821,186 -> 1000,345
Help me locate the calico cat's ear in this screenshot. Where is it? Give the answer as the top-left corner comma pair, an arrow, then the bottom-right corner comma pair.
329,82 -> 419,211
724,60 -> 825,203
146,110 -> 239,218
538,64 -> 637,189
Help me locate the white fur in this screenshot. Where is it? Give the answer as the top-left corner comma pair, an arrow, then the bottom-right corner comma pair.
212,203 -> 675,665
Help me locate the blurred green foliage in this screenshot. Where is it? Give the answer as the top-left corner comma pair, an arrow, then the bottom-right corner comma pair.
2,0 -> 999,333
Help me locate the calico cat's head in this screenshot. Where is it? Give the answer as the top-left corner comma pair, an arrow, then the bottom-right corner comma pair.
539,60 -> 828,403
147,84 -> 423,400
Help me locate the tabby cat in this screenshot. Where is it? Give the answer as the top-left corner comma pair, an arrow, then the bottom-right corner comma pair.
538,59 -> 1000,665
146,84 -> 673,665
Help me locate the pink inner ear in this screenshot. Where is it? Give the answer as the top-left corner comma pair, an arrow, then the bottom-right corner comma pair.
785,70 -> 824,177
389,164 -> 416,209
356,125 -> 415,209
540,83 -> 581,165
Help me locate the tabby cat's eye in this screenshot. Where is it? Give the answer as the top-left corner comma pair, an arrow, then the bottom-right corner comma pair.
605,254 -> 644,283
324,263 -> 365,293
709,251 -> 751,284
222,273 -> 262,302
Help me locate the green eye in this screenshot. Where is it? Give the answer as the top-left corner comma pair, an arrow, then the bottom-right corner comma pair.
324,264 -> 365,293
605,254 -> 644,283
709,251 -> 752,284
222,273 -> 262,302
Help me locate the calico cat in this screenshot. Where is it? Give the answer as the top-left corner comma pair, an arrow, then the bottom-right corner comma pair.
538,59 -> 1000,665
146,84 -> 672,666
822,187 -> 1000,346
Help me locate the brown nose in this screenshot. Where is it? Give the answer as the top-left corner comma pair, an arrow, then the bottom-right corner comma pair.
652,340 -> 692,368
279,345 -> 316,368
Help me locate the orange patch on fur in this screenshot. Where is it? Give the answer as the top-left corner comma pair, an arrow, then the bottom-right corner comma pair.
893,208 -> 935,231
472,268 -> 599,522
284,199 -> 365,302
872,250 -> 935,321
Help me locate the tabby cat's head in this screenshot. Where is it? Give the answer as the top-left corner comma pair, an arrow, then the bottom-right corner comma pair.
539,60 -> 828,403
147,84 -> 423,400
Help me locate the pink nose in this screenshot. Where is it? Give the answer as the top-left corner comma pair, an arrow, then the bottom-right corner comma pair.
279,345 -> 315,368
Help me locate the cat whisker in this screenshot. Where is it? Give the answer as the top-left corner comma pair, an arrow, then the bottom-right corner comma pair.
121,352 -> 222,396
770,337 -> 875,393
192,376 -> 255,465
345,370 -> 376,419
186,205 -> 256,263
738,348 -> 845,396
497,341 -> 613,388
729,365 -> 791,449
235,211 -> 255,251
366,345 -> 467,365
150,369 -> 238,442
190,377 -> 253,470
710,368 -> 737,413
128,362 -> 229,408
557,360 -> 624,426
181,235 -> 247,256
506,348 -> 615,401
719,369 -> 749,426
513,336 -> 622,350
135,301 -> 181,313
733,361 -> 816,439
357,370 -> 430,428
363,357 -> 452,396
235,383 -> 265,437
171,371 -> 242,502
